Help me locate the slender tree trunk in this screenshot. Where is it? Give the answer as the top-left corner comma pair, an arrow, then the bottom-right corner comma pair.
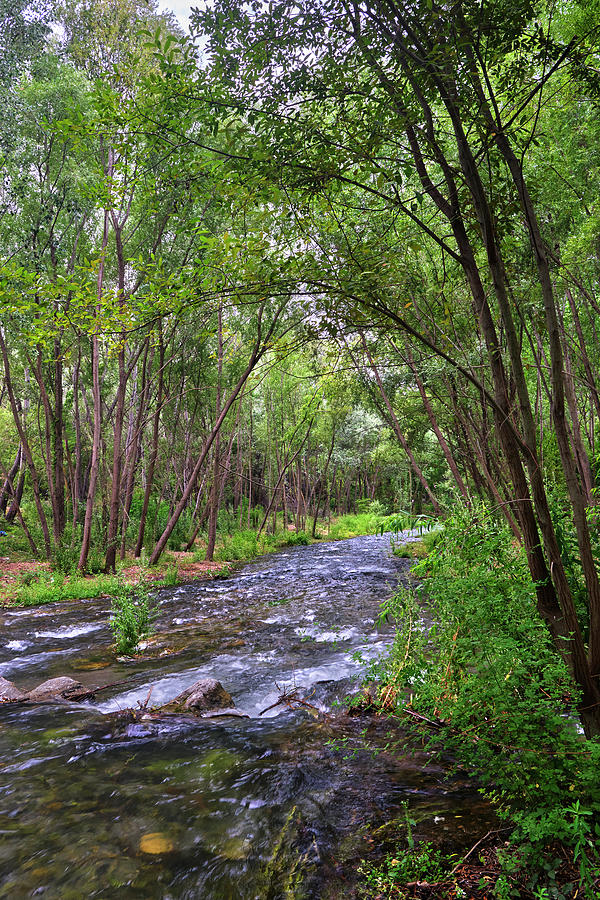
206,307 -> 223,562
258,422 -> 314,537
312,427 -> 336,538
404,346 -> 470,502
105,224 -> 128,573
135,333 -> 165,557
79,177 -> 112,572
0,336 -> 51,557
72,352 -> 83,527
32,347 -> 62,549
0,446 -> 22,516
120,343 -> 152,559
53,335 -> 66,539
0,453 -> 38,555
149,302 -> 281,565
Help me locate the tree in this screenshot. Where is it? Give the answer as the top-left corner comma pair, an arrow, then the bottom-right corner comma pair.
185,0 -> 600,733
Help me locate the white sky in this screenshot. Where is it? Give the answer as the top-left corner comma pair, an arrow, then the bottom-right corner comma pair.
158,0 -> 193,32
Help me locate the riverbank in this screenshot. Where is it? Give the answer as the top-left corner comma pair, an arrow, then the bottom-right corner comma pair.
0,511 -> 389,608
356,504 -> 600,899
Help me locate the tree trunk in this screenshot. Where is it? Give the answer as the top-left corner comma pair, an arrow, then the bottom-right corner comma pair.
79,181 -> 111,572
206,306 -> 223,562
135,333 -> 165,557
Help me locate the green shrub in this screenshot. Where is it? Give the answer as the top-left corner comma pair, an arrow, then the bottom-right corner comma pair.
215,529 -> 260,561
85,545 -> 107,575
109,585 -> 155,655
160,563 -> 179,586
284,530 -> 310,546
421,527 -> 442,553
357,498 -> 388,516
358,843 -> 453,898
0,514 -> 44,557
51,525 -> 82,574
328,513 -> 383,540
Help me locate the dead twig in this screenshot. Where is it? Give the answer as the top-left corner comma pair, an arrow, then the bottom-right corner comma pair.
259,683 -> 319,716
137,686 -> 153,710
87,679 -> 129,695
450,828 -> 511,876
402,706 -> 447,730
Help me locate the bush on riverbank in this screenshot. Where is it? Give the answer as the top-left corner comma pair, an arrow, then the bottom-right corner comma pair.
367,502 -> 600,897
327,512 -> 384,540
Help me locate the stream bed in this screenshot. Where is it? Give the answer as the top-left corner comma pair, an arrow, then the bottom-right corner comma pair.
0,534 -> 495,899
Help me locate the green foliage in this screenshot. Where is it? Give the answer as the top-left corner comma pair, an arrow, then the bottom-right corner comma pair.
284,529 -> 310,546
51,525 -> 84,574
358,842 -> 454,898
380,510 -> 437,539
109,585 -> 155,655
357,498 -> 388,516
214,528 -> 262,561
12,571 -> 123,606
0,521 -> 36,557
547,489 -> 592,635
160,564 -> 179,586
380,502 -> 600,891
327,513 -> 384,540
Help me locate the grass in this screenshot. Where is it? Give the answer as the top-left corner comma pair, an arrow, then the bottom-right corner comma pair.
392,540 -> 430,560
192,528 -> 310,563
10,571 -> 124,607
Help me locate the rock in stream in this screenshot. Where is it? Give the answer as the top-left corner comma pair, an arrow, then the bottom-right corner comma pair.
0,674 -> 241,722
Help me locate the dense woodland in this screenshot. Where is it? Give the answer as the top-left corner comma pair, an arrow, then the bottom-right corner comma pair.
2,0 -> 600,701
3,0 -> 600,892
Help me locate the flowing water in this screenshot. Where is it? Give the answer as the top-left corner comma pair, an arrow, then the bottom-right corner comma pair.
0,534 -> 495,899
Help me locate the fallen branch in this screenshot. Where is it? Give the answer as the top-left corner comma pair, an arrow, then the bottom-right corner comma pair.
87,679 -> 129,696
450,828 -> 510,876
200,709 -> 250,719
402,706 -> 447,730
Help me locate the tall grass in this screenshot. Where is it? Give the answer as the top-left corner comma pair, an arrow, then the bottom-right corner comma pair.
326,512 -> 384,540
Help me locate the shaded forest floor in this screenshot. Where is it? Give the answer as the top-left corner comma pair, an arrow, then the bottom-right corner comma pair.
357,838 -> 596,899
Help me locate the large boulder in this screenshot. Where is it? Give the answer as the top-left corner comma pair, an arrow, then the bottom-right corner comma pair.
27,676 -> 86,702
0,676 -> 27,702
167,678 -> 234,715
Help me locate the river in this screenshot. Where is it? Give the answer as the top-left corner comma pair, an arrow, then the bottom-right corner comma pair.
0,533 -> 494,898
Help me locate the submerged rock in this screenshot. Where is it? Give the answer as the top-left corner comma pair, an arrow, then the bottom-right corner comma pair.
27,677 -> 87,702
139,832 -> 174,855
0,676 -> 27,702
